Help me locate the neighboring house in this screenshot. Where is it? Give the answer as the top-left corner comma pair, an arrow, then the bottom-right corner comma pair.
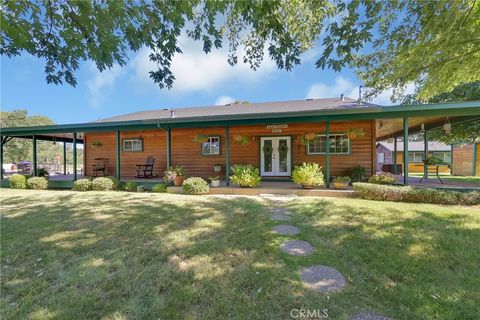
376,141 -> 452,174
451,143 -> 480,176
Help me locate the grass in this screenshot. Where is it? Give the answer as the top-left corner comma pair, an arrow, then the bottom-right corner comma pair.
409,173 -> 480,184
1,189 -> 479,319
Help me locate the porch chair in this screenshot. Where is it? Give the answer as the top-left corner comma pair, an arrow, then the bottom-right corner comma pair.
135,156 -> 158,178
92,158 -> 107,177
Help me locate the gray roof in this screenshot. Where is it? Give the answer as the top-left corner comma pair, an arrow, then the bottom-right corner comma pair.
377,141 -> 451,152
97,97 -> 377,122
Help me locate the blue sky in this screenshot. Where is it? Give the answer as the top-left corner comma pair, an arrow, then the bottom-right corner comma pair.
1,36 -> 396,125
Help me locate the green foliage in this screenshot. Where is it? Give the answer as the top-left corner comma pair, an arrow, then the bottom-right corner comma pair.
334,176 -> 351,183
152,183 -> 167,193
423,157 -> 445,165
291,162 -> 324,187
73,179 -> 92,192
92,177 -> 114,191
9,173 -> 26,189
353,183 -> 480,206
106,176 -> 124,191
368,172 -> 397,185
27,177 -> 48,190
163,166 -> 187,183
125,182 -> 137,192
350,165 -> 366,182
230,164 -> 261,188
182,177 -> 209,195
36,168 -> 49,177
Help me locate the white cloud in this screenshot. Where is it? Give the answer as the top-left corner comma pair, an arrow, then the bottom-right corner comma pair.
215,95 -> 235,105
305,76 -> 415,105
86,63 -> 124,107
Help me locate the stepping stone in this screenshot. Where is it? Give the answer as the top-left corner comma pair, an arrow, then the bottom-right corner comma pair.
300,265 -> 346,292
270,213 -> 292,221
349,312 -> 392,320
272,224 -> 300,235
280,240 -> 314,256
272,207 -> 291,214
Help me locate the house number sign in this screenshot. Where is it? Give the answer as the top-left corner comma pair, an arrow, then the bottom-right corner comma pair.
267,124 -> 288,133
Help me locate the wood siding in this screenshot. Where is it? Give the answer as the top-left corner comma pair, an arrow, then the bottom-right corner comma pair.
84,120 -> 376,178
452,144 -> 475,176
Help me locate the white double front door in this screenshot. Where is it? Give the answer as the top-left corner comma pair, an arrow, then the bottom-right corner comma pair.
260,136 -> 291,176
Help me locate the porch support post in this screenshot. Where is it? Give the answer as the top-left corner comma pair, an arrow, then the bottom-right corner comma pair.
63,141 -> 67,175
423,130 -> 428,179
0,138 -> 4,180
32,135 -> 37,176
225,126 -> 230,186
403,118 -> 409,185
116,130 -> 121,179
166,128 -> 171,168
393,137 -> 398,175
73,133 -> 77,181
325,120 -> 331,188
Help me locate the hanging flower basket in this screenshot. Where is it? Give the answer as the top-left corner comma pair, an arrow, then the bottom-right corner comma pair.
299,133 -> 317,145
193,134 -> 209,143
346,128 -> 366,140
91,141 -> 103,148
233,135 -> 249,145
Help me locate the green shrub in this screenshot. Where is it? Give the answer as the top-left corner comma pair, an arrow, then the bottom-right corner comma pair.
368,172 -> 397,185
106,176 -> 123,190
27,177 -> 48,190
73,179 -> 92,191
9,173 -> 27,189
92,177 -> 114,191
125,181 -> 137,192
292,163 -> 324,187
352,183 -> 480,205
350,165 -> 366,182
183,177 -> 209,194
230,164 -> 261,187
152,183 -> 167,193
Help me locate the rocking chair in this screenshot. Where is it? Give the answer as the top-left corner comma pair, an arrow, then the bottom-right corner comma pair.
92,158 -> 107,177
135,156 -> 158,178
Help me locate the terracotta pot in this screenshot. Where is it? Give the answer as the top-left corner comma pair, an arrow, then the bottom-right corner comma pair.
333,182 -> 349,190
302,184 -> 314,189
173,176 -> 184,187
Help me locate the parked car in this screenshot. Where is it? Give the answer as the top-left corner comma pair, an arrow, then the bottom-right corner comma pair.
2,163 -> 18,176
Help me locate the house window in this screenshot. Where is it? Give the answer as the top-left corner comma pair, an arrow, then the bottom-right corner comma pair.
123,139 -> 143,152
408,152 -> 424,163
202,136 -> 220,155
307,134 -> 350,154
432,151 -> 451,163
377,153 -> 385,163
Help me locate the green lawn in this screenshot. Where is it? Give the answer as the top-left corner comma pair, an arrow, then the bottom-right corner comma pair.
1,189 -> 479,319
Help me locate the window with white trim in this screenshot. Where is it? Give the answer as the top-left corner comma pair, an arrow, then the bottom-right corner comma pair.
377,153 -> 385,163
432,151 -> 451,163
408,152 -> 424,163
123,139 -> 143,151
307,134 -> 350,154
202,136 -> 220,155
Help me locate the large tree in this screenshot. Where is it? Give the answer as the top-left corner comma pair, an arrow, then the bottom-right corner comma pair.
1,0 -> 479,100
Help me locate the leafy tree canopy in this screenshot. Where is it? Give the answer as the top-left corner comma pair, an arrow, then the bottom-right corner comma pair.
1,0 -> 479,101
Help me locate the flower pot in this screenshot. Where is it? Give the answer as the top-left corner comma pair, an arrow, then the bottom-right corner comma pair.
173,176 -> 184,187
213,165 -> 222,172
333,182 -> 349,190
301,184 -> 315,189
211,180 -> 220,187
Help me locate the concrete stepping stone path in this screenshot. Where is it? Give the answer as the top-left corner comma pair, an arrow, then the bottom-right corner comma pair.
300,265 -> 346,292
280,240 -> 315,256
349,312 -> 392,320
272,224 -> 300,235
270,213 -> 292,221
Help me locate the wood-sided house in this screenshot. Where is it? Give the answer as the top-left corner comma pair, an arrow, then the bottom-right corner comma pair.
1,98 -> 479,188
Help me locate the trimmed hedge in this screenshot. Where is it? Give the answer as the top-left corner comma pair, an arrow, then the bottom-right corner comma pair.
9,174 -> 27,189
106,176 -> 124,191
152,183 -> 167,193
368,172 -> 397,185
92,177 -> 114,191
27,177 -> 48,190
353,182 -> 480,205
183,177 -> 209,194
73,179 -> 92,191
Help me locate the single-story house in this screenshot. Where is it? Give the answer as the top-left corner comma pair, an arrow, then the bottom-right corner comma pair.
1,97 -> 479,188
376,141 -> 452,174
451,143 -> 479,176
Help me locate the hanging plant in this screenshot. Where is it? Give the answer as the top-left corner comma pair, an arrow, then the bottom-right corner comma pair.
233,134 -> 249,145
299,133 -> 318,145
346,128 -> 366,139
193,134 -> 209,143
91,141 -> 103,148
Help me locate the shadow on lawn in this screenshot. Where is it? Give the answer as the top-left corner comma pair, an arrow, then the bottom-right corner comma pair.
1,192 -> 303,319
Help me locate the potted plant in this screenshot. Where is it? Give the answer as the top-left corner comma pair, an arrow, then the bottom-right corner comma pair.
193,134 -> 209,143
350,165 -> 366,182
233,135 -> 249,145
299,132 -> 317,145
91,141 -> 103,148
230,164 -> 261,188
163,166 -> 187,187
423,156 -> 444,165
345,128 -> 366,139
332,176 -> 351,189
213,164 -> 222,172
209,176 -> 221,187
292,162 -> 324,189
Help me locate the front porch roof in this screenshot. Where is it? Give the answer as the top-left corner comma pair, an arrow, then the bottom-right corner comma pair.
1,99 -> 479,139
